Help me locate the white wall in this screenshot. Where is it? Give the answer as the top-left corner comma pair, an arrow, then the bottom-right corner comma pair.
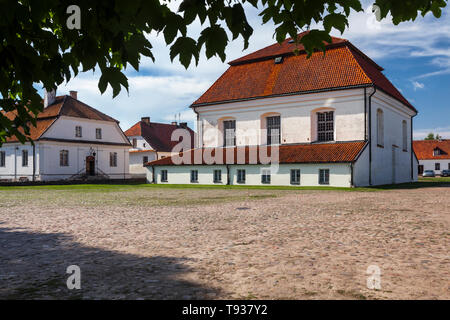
130,151 -> 157,175
38,141 -> 130,181
42,116 -> 130,144
148,163 -> 352,187
419,159 -> 450,175
0,143 -> 36,181
195,89 -> 366,147
370,91 -> 417,185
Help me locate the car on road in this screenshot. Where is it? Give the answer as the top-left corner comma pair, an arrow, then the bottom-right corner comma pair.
441,169 -> 450,177
423,170 -> 436,177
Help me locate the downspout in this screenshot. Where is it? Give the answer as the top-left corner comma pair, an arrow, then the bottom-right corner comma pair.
368,85 -> 377,186
14,146 -> 17,181
350,162 -> 354,187
192,106 -> 201,148
226,164 -> 230,185
364,87 -> 367,140
410,113 -> 417,181
152,165 -> 155,184
32,143 -> 36,182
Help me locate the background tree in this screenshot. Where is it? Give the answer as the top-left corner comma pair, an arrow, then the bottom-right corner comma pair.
425,133 -> 436,140
0,0 -> 447,144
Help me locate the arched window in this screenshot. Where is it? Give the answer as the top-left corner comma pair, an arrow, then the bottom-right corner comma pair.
377,109 -> 384,147
402,120 -> 408,151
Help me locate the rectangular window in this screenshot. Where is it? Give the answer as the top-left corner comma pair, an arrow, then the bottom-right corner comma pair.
143,156 -> 148,166
319,169 -> 330,185
290,169 -> 301,185
132,138 -> 137,148
448,163 -> 450,170
96,128 -> 102,139
267,116 -> 281,145
224,120 -> 236,147
0,151 -> 5,167
110,152 -> 118,167
213,169 -> 222,183
261,169 -> 271,184
161,170 -> 168,182
190,170 -> 198,183
237,169 -> 246,184
317,111 -> 334,142
60,150 -> 69,167
435,163 -> 440,171
75,126 -> 82,137
22,150 -> 28,167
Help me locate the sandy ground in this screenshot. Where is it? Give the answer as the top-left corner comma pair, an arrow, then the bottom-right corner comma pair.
0,186 -> 448,299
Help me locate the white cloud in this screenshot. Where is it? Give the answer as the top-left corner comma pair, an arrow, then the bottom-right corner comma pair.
412,81 -> 425,91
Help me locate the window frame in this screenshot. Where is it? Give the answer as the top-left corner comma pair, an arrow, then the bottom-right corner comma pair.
261,168 -> 271,184
132,138 -> 137,148
143,156 -> 148,166
319,169 -> 330,185
59,150 -> 69,167
96,128 -> 102,140
22,150 -> 28,167
161,170 -> 168,182
190,170 -> 199,183
266,116 -> 281,145
223,120 -> 236,147
110,152 -> 118,167
0,151 -> 5,167
213,169 -> 222,183
290,169 -> 301,185
75,126 -> 82,138
316,111 -> 334,142
435,163 -> 440,171
237,169 -> 246,184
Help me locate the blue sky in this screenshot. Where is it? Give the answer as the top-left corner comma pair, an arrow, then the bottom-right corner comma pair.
52,2 -> 450,139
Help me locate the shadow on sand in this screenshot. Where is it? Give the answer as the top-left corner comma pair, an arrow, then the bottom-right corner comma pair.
0,225 -> 220,299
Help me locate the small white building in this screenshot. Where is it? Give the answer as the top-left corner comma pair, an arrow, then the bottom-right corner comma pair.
413,140 -> 450,175
124,117 -> 195,178
0,90 -> 131,181
145,32 -> 418,187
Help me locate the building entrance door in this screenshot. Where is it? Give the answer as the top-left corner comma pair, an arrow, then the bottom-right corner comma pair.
86,156 -> 95,176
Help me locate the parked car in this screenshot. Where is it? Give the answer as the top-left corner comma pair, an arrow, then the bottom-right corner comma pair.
423,170 -> 435,177
441,169 -> 450,177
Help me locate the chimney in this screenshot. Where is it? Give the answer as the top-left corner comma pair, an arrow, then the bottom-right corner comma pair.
141,117 -> 150,124
171,121 -> 177,125
69,90 -> 78,100
43,88 -> 56,108
180,122 -> 187,129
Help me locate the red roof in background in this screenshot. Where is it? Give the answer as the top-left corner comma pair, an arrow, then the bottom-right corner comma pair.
124,121 -> 195,152
413,140 -> 450,160
3,95 -> 119,143
145,141 -> 367,166
192,32 -> 415,112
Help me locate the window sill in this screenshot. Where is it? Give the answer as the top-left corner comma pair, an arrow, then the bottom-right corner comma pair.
290,183 -> 300,185
237,181 -> 246,184
377,144 -> 384,148
319,183 -> 330,185
190,181 -> 199,184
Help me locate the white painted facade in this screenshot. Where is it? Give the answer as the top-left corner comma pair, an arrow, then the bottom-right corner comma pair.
127,135 -> 171,176
419,159 -> 450,175
0,116 -> 131,181
147,88 -> 417,187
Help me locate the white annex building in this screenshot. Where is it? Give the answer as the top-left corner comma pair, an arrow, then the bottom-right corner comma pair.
145,32 -> 418,187
413,139 -> 450,176
124,117 -> 195,177
0,90 -> 131,181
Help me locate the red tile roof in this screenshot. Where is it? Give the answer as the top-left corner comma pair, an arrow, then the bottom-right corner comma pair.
3,95 -> 118,143
192,32 -> 415,112
413,140 -> 450,160
145,141 -> 367,166
124,121 -> 195,152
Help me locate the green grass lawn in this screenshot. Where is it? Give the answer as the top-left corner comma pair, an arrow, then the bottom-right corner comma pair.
0,177 -> 448,193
